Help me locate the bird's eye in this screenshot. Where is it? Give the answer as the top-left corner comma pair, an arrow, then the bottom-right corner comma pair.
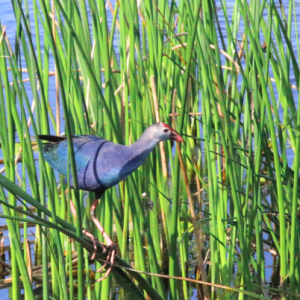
163,129 -> 169,133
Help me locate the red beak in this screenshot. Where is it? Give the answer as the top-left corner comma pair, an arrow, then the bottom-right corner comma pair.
170,130 -> 183,142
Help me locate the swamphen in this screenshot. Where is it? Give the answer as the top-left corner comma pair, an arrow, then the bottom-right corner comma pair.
39,122 -> 183,281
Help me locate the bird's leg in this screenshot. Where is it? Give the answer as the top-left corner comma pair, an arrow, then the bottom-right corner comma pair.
69,198 -> 98,260
90,199 -> 116,282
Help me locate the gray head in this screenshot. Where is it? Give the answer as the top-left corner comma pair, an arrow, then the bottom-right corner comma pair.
143,122 -> 183,142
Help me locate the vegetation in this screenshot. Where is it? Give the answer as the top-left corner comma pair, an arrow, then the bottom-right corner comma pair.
0,0 -> 299,299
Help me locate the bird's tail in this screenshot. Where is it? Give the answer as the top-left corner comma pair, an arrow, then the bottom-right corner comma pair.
38,135 -> 67,143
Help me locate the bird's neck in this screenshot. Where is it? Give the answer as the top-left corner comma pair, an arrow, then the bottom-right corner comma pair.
123,132 -> 160,173
130,131 -> 159,156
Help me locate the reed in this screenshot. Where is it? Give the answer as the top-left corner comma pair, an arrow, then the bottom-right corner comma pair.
0,0 -> 299,299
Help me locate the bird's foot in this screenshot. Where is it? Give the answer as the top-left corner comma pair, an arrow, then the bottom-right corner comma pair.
89,199 -> 116,281
83,230 -> 112,262
94,243 -> 116,282
82,229 -> 99,260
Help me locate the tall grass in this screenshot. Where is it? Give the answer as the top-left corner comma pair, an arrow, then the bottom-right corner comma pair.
0,0 -> 299,299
